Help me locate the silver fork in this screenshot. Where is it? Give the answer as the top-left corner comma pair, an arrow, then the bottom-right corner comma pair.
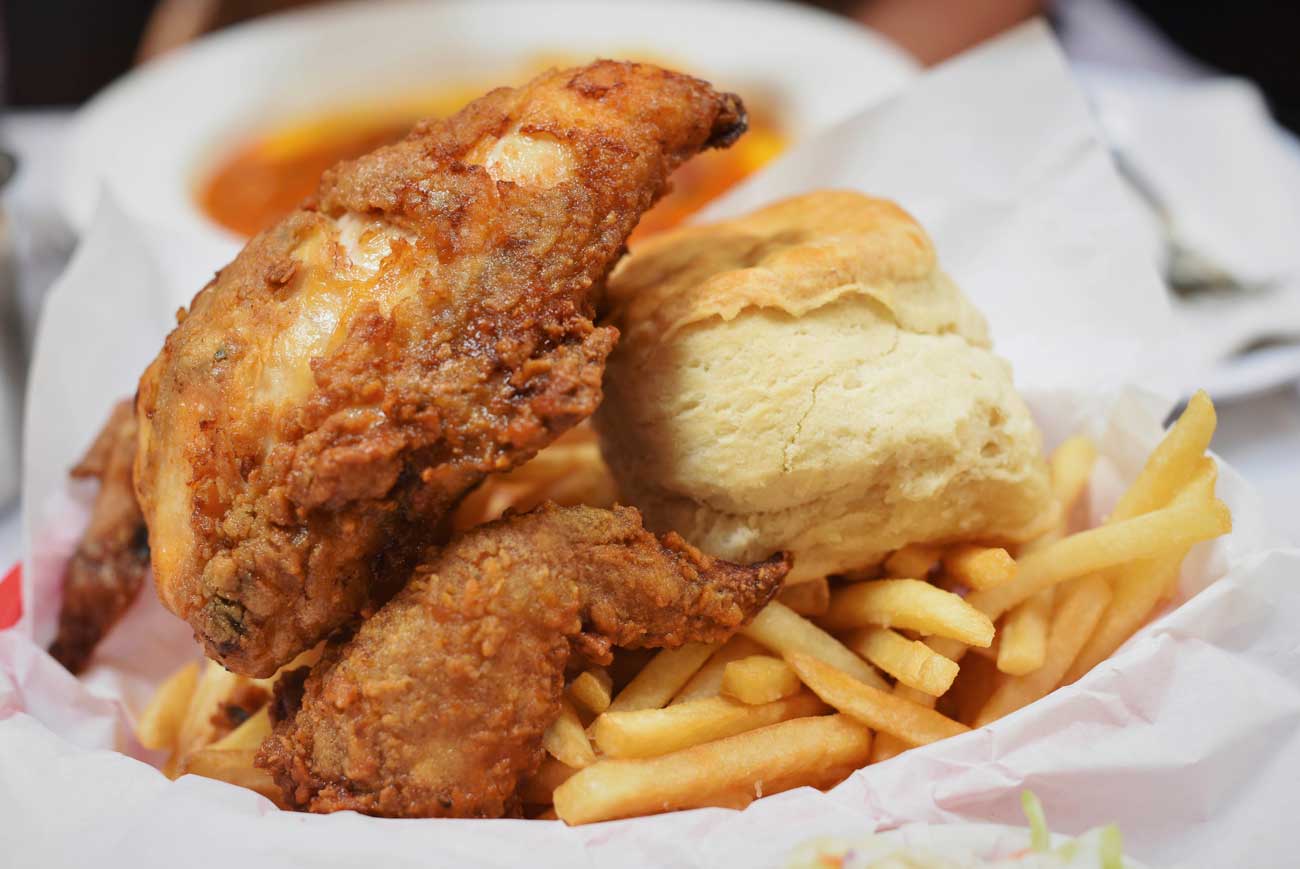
1110,145 -> 1270,298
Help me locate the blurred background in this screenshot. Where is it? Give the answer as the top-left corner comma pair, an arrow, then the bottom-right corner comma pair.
0,0 -> 1298,561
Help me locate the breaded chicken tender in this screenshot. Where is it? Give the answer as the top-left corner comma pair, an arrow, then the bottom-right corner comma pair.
134,62 -> 746,676
257,504 -> 788,818
50,400 -> 150,673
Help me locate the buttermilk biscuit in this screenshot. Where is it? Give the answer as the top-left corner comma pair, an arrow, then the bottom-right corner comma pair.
595,190 -> 1055,582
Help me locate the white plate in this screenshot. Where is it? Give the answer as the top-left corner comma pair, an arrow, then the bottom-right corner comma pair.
60,0 -> 915,244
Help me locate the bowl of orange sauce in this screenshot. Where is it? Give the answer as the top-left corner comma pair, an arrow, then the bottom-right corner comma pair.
62,1 -> 915,247
197,81 -> 787,244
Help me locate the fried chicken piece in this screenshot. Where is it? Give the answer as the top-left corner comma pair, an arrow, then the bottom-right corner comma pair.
50,399 -> 150,673
134,62 -> 747,676
257,504 -> 788,818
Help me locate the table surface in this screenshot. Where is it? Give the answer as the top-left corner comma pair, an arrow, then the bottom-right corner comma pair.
1,107 -> 1298,578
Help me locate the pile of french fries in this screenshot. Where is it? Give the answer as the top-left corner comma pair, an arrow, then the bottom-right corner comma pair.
136,393 -> 1231,825
135,647 -> 320,805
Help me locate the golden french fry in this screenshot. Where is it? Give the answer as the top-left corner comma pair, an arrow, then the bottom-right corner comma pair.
671,636 -> 767,704
998,434 -> 1099,674
868,683 -> 936,763
209,705 -> 271,752
136,660 -> 200,752
997,587 -> 1053,676
778,577 -> 831,616
822,580 -> 995,647
569,668 -> 613,715
593,693 -> 825,759
608,642 -> 717,712
962,634 -> 1000,660
266,642 -> 325,682
543,698 -> 596,769
966,495 -> 1230,620
169,660 -> 253,776
452,427 -> 618,531
943,649 -> 1001,726
742,602 -> 887,689
1110,391 -> 1215,523
787,653 -> 968,747
942,545 -> 1016,591
554,714 -> 872,825
720,656 -> 802,705
923,635 -> 970,662
1049,435 -> 1099,512
519,757 -> 577,805
592,759 -> 856,816
1063,554 -> 1184,684
974,575 -> 1112,727
844,627 -> 959,697
884,544 -> 944,580
1060,455 -> 1211,686
181,747 -> 281,802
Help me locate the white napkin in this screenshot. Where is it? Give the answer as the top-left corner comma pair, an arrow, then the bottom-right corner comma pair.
1076,67 -> 1300,396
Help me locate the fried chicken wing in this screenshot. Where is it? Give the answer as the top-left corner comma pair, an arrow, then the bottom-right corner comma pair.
50,399 -> 150,673
134,62 -> 747,676
256,504 -> 788,818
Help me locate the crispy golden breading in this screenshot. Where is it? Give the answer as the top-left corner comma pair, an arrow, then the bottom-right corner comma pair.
134,62 -> 746,676
50,400 -> 150,673
257,504 -> 787,818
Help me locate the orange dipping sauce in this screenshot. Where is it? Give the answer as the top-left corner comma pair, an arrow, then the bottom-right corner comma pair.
197,87 -> 785,243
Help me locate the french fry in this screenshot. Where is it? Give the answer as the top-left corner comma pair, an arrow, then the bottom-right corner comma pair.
963,634 -> 1000,660
593,693 -> 825,759
965,495 -> 1230,620
1109,391 -> 1215,522
1048,434 -> 1098,511
868,684 -> 936,763
720,656 -> 802,705
169,660 -> 251,776
992,409 -> 1195,676
787,653 -> 968,747
671,636 -> 767,704
452,426 -> 617,531
941,649 -> 1001,726
1063,460 -> 1220,683
543,698 -> 596,768
579,759 -> 855,817
923,635 -> 970,662
568,668 -> 613,715
821,580 -> 995,647
519,757 -> 577,805
1062,556 -> 1181,685
942,545 -> 1016,591
998,435 -> 1099,675
997,588 -> 1052,675
778,576 -> 830,616
973,575 -> 1112,727
209,705 -> 271,752
843,627 -> 959,697
741,602 -> 888,689
136,660 -> 199,751
884,544 -> 943,579
554,714 -> 872,824
181,748 -> 280,802
714,760 -> 860,809
608,642 -> 718,712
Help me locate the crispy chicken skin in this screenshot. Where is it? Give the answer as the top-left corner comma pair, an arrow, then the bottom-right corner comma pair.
134,62 -> 747,676
257,504 -> 788,818
50,400 -> 150,673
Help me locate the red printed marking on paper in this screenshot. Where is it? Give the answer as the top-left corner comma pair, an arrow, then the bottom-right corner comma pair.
0,563 -> 21,629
